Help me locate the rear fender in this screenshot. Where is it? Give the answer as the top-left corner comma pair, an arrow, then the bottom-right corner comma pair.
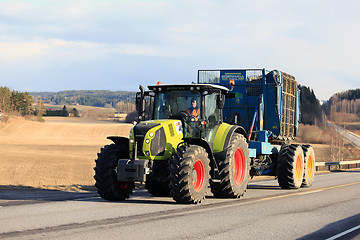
212,124 -> 248,164
213,123 -> 248,153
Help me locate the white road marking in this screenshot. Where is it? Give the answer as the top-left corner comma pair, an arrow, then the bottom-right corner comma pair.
325,225 -> 360,240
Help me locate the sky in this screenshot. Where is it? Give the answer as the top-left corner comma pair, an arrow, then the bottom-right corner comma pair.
0,0 -> 359,100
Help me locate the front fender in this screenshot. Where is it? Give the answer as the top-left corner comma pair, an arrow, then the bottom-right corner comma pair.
107,136 -> 129,146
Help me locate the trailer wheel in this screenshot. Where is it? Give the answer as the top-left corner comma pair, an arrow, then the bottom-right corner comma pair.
94,144 -> 134,200
277,144 -> 304,189
145,177 -> 170,197
301,145 -> 315,188
169,145 -> 210,204
210,133 -> 250,198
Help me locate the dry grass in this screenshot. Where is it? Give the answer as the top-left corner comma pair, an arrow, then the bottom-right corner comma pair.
296,123 -> 360,162
0,117 -> 132,190
296,124 -> 329,144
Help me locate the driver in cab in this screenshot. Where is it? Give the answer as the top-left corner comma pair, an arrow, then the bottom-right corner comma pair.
186,99 -> 200,121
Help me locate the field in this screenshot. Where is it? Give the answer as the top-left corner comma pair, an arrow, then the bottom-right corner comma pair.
0,117 -> 132,190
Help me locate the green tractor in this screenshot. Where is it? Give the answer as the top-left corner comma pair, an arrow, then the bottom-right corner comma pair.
94,84 -> 250,203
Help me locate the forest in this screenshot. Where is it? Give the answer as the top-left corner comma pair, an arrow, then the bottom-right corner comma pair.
322,88 -> 360,122
30,90 -> 136,108
299,85 -> 322,125
0,86 -> 33,116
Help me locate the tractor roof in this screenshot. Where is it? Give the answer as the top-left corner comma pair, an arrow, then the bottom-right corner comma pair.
148,84 -> 229,93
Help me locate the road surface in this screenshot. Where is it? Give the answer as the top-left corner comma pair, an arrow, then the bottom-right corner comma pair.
329,122 -> 360,148
1,171 -> 359,240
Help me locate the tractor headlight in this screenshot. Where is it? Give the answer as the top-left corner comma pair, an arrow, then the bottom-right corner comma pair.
149,132 -> 155,138
145,139 -> 150,144
145,151 -> 150,156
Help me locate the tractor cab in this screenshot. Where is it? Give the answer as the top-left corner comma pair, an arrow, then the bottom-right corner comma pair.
137,84 -> 229,141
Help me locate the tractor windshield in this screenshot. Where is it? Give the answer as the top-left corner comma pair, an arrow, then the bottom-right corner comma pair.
153,91 -> 201,120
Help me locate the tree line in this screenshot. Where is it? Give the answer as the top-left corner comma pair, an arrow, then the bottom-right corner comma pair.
299,85 -> 322,125
322,88 -> 360,122
30,90 -> 136,108
0,86 -> 33,116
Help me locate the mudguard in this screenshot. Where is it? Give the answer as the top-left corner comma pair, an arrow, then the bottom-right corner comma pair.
212,123 -> 247,163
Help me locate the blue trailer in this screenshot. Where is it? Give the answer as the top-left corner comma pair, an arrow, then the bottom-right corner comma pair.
198,69 -> 315,186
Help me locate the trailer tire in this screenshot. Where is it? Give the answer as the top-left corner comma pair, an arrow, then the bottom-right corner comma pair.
169,145 -> 210,204
277,144 -> 304,189
145,177 -> 170,197
301,145 -> 315,188
210,133 -> 250,198
94,144 -> 134,200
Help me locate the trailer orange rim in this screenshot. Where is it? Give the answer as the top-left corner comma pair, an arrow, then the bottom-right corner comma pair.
233,148 -> 246,185
192,159 -> 205,192
307,155 -> 313,179
296,155 -> 303,180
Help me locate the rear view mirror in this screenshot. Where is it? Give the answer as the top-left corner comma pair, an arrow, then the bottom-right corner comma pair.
217,95 -> 225,109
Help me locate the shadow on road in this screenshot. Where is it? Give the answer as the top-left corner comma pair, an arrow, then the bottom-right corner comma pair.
0,185 -> 178,206
298,213 -> 360,240
0,185 -> 99,207
247,184 -> 280,190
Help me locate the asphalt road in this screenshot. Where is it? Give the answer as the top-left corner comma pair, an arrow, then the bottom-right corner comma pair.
1,171 -> 359,240
329,123 -> 360,148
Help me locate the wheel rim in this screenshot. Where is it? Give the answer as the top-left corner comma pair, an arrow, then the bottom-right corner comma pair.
307,155 -> 313,179
118,181 -> 129,189
192,159 -> 205,192
296,155 -> 303,180
233,148 -> 246,185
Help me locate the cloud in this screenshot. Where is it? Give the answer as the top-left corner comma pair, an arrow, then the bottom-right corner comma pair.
0,39 -> 169,63
0,0 -> 359,99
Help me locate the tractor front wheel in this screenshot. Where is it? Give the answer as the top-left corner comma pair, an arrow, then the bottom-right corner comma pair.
94,144 -> 134,200
169,145 -> 210,204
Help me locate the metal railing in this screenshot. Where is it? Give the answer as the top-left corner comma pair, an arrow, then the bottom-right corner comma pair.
315,160 -> 360,171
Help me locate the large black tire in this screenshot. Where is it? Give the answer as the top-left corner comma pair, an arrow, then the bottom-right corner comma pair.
94,144 -> 134,200
277,144 -> 304,189
301,145 -> 315,188
169,145 -> 210,204
210,133 -> 250,198
145,177 -> 170,197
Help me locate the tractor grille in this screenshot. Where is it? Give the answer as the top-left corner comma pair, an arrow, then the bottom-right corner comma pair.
134,122 -> 160,157
151,127 -> 166,156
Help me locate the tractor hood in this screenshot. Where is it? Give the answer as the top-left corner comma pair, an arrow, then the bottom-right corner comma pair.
130,119 -> 184,160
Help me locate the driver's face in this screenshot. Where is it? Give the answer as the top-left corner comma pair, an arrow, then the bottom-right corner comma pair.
192,101 -> 196,108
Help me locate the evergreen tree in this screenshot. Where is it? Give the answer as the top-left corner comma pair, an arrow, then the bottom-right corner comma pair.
299,85 -> 322,125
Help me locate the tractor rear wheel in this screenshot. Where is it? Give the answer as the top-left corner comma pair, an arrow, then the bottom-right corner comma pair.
277,144 -> 304,189
210,133 -> 250,198
94,144 -> 134,200
169,145 -> 210,204
301,145 -> 315,188
145,177 -> 170,197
